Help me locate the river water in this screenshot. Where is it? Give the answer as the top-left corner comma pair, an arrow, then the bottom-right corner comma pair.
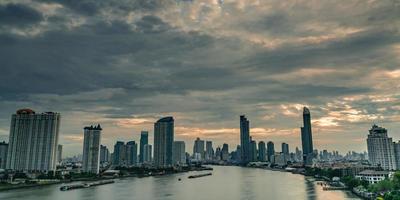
0,166 -> 360,200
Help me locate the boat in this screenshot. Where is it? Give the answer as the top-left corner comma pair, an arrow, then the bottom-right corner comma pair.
188,173 -> 212,179
60,180 -> 115,191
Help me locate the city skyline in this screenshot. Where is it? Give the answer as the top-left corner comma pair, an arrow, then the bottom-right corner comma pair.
0,0 -> 399,157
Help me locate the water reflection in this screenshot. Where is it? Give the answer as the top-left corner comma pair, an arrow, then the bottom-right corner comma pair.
0,166 -> 360,200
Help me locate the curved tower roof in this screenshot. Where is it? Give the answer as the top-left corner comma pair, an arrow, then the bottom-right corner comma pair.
157,116 -> 174,123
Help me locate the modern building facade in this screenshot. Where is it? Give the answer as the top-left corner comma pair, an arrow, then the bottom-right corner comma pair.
367,124 -> 397,170
113,141 -> 126,166
240,115 -> 250,164
139,131 -> 148,163
100,145 -> 110,164
82,124 -> 102,174
282,143 -> 289,156
153,117 -> 174,168
173,141 -> 186,165
222,143 -> 229,161
394,142 -> 400,170
193,138 -> 205,160
126,141 -> 138,166
267,141 -> 275,162
143,144 -> 152,164
205,141 -> 214,161
258,141 -> 266,162
301,107 -> 314,166
6,109 -> 60,172
250,140 -> 257,162
0,141 -> 8,169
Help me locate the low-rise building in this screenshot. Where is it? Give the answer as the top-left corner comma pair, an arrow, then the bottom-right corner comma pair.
355,170 -> 394,184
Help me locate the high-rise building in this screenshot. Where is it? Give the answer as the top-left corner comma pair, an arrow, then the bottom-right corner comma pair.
100,145 -> 110,164
215,146 -> 222,160
173,141 -> 186,165
267,141 -> 275,162
250,140 -> 257,162
258,141 -> 266,162
139,131 -> 149,163
282,143 -> 289,156
193,138 -> 205,160
367,125 -> 396,170
393,142 -> 400,170
0,141 -> 8,169
301,107 -> 314,166
57,145 -> 63,165
82,124 -> 102,174
143,144 -> 152,164
126,141 -> 138,166
235,145 -> 242,162
240,115 -> 250,164
154,117 -> 174,168
222,143 -> 229,161
205,141 -> 214,161
113,141 -> 126,166
6,109 -> 60,172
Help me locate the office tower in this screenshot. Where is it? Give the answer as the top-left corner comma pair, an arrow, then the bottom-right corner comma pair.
0,141 -> 8,169
126,141 -> 138,166
113,141 -> 126,166
205,141 -> 214,161
139,131 -> 149,163
258,141 -> 266,162
295,147 -> 302,162
173,141 -> 186,165
82,124 -> 102,174
100,145 -> 110,164
240,115 -> 250,164
193,137 -> 205,160
222,143 -> 229,161
367,125 -> 396,170
267,141 -> 275,162
250,140 -> 257,162
143,144 -> 152,163
215,146 -> 222,160
6,109 -> 60,172
57,145 -> 63,164
282,143 -> 289,156
154,117 -> 174,168
301,107 -> 314,166
393,142 -> 400,170
235,145 -> 242,162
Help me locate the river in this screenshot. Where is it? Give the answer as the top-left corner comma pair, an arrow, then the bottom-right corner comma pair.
0,166 -> 361,200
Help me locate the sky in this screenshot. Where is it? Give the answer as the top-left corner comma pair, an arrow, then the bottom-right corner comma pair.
0,0 -> 399,157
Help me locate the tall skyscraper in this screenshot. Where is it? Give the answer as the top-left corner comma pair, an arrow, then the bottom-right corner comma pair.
173,141 -> 186,165
193,137 -> 205,160
301,107 -> 314,166
113,141 -> 126,166
222,143 -> 229,161
143,144 -> 152,164
154,117 -> 174,168
0,141 -> 8,169
258,141 -> 266,162
240,115 -> 250,164
6,109 -> 60,172
82,124 -> 102,174
250,140 -> 257,162
57,145 -> 63,164
367,125 -> 397,170
126,141 -> 138,166
139,131 -> 149,163
282,143 -> 289,156
100,145 -> 110,164
267,141 -> 275,162
205,141 -> 214,161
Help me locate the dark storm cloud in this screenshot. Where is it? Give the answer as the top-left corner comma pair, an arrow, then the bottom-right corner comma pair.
0,3 -> 43,27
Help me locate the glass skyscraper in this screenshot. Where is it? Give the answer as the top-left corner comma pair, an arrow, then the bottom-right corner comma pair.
82,124 -> 102,174
154,117 -> 174,168
301,107 -> 314,166
139,131 -> 148,163
240,115 -> 250,164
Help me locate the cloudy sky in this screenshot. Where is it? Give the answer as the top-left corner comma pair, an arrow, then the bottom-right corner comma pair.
0,0 -> 399,157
